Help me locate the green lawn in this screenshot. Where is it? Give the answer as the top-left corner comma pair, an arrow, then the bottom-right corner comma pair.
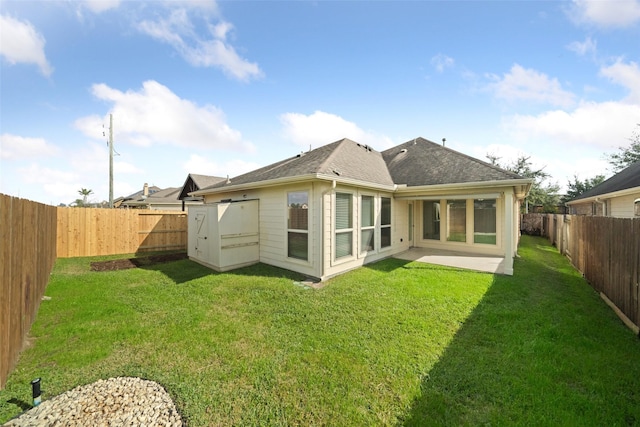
1,236 -> 640,425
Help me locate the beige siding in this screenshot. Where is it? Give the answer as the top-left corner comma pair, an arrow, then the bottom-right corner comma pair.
610,192 -> 640,218
204,185 -> 321,278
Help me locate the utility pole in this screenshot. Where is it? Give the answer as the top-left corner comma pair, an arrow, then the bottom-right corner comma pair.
109,113 -> 114,208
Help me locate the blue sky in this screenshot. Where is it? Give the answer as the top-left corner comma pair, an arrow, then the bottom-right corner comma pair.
1,0 -> 639,205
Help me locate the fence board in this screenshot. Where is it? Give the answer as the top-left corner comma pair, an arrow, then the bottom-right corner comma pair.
0,194 -> 57,389
524,213 -> 640,331
56,208 -> 187,257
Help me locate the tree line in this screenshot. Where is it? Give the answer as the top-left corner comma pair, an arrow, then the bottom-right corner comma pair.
487,124 -> 640,213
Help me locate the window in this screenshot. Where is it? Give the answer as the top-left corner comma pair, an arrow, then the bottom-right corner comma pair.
474,199 -> 496,244
287,191 -> 308,260
361,195 -> 375,252
381,197 -> 391,248
635,199 -> 640,216
335,193 -> 353,259
422,201 -> 440,240
447,200 -> 466,242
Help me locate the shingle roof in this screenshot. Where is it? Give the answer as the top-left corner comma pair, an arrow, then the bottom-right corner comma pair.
179,174 -> 226,199
122,185 -> 163,201
570,161 -> 640,202
201,138 -> 394,191
197,137 -> 527,194
382,137 -> 523,186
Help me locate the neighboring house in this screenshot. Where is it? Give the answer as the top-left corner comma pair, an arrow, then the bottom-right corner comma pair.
190,137 -> 532,279
178,174 -> 226,206
566,161 -> 640,218
119,183 -> 190,211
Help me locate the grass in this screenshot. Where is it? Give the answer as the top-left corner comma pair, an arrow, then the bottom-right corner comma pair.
1,236 -> 640,425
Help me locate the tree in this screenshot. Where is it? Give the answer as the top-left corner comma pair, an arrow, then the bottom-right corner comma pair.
487,154 -> 561,213
606,124 -> 640,173
78,188 -> 93,205
560,174 -> 606,204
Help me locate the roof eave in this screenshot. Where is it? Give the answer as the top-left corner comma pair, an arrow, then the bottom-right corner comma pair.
395,178 -> 533,196
566,185 -> 640,205
191,173 -> 397,196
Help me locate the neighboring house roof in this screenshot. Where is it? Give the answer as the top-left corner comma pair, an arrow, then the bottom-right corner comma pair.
179,174 -> 226,200
120,185 -> 163,202
567,161 -> 640,204
382,137 -> 523,186
193,137 -> 529,196
120,186 -> 181,208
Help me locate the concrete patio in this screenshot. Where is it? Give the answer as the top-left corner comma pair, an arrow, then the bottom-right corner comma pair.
394,247 -> 507,274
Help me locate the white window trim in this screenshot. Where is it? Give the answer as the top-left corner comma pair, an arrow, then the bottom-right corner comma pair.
285,189 -> 311,265
358,193 -> 377,257
379,196 -> 393,251
333,191 -> 356,265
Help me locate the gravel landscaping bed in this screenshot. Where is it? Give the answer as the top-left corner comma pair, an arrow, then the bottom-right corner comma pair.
4,377 -> 182,426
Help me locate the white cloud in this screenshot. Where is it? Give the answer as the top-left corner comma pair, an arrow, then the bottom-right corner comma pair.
486,64 -> 576,108
569,0 -> 640,27
18,163 -> 81,203
503,101 -> 640,150
431,54 -> 454,73
182,154 -> 259,177
137,9 -> 262,81
0,134 -> 59,159
81,0 -> 121,13
74,80 -> 254,152
566,36 -> 597,57
280,110 -> 394,151
600,59 -> 640,103
0,15 -> 52,76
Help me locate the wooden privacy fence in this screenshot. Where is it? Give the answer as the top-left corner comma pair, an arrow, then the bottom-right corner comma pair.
57,208 -> 187,257
0,194 -> 57,389
523,213 -> 640,332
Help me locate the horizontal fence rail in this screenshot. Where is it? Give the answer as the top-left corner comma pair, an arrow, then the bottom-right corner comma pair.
522,213 -> 640,331
0,194 -> 57,389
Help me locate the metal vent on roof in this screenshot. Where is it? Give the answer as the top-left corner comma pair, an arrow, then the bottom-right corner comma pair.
400,149 -> 407,153
333,169 -> 341,176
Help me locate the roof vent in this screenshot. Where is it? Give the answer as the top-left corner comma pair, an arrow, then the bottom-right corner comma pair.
333,169 -> 341,176
226,175 -> 231,184
400,148 -> 407,153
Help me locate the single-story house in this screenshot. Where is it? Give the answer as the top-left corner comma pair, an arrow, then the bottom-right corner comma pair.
119,183 -> 199,211
566,161 -> 640,218
189,137 -> 532,280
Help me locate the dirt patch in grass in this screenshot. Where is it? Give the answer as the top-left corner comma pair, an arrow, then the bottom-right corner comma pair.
90,252 -> 188,271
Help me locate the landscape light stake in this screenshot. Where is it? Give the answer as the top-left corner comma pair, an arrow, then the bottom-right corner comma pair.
31,378 -> 41,406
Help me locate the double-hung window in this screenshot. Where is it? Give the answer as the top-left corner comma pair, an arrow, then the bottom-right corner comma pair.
287,191 -> 308,260
380,197 -> 391,248
335,193 -> 353,259
360,195 -> 375,253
